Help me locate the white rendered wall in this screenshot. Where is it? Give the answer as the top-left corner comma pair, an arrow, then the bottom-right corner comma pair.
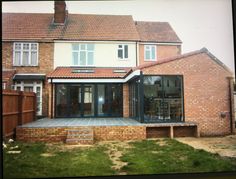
54,41 -> 137,68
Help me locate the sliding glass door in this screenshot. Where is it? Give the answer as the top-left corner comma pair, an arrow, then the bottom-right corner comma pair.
55,83 -> 123,118
68,85 -> 82,117
83,85 -> 95,116
97,84 -> 110,116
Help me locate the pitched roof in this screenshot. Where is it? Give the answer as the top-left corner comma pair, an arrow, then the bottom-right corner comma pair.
2,13 -> 140,41
136,48 -> 232,74
135,21 -> 182,43
3,13 -> 181,43
2,70 -> 16,81
47,67 -> 132,79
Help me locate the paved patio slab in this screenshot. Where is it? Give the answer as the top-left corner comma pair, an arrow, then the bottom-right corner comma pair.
19,117 -> 197,128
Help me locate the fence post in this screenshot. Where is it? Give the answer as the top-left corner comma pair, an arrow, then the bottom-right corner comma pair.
33,92 -> 37,121
18,91 -> 23,125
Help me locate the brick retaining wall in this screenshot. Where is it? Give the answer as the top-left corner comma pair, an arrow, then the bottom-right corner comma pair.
16,124 -> 198,143
16,126 -> 146,142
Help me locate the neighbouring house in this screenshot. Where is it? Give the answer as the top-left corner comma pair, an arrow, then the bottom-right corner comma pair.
2,1 -> 235,138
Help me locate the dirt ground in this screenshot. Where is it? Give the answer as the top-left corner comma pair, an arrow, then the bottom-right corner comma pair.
176,135 -> 236,158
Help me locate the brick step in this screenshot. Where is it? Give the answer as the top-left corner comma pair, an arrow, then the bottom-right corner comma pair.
66,128 -> 94,145
66,138 -> 94,145
67,133 -> 93,137
67,135 -> 93,140
67,129 -> 93,135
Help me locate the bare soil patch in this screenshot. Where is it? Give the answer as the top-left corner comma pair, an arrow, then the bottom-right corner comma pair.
40,153 -> 55,157
97,141 -> 133,175
176,135 -> 236,158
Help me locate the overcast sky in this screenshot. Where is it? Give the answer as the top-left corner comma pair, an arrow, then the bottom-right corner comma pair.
2,0 -> 235,74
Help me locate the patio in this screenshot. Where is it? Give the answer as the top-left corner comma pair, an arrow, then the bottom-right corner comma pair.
21,118 -> 142,127
16,118 -> 199,143
20,117 -> 198,128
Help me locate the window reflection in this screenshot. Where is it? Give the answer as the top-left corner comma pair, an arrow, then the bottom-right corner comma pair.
144,76 -> 183,122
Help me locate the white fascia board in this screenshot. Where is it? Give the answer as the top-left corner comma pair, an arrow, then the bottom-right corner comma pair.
54,40 -> 136,44
49,78 -> 125,83
140,42 -> 181,46
124,69 -> 140,82
16,73 -> 46,75
48,69 -> 141,83
15,73 -> 46,76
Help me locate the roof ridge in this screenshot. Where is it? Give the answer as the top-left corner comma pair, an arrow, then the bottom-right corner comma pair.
2,12 -> 53,15
135,47 -> 232,74
2,12 -> 133,17
136,48 -> 206,70
135,21 -> 169,23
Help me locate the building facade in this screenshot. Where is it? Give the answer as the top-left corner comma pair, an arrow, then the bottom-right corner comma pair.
2,1 -> 235,136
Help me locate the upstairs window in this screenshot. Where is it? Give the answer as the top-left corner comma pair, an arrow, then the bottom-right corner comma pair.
144,45 -> 156,61
72,44 -> 94,66
118,45 -> 128,59
13,43 -> 38,66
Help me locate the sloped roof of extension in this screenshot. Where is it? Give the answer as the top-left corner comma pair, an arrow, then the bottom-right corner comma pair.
136,47 -> 233,74
2,13 -> 180,42
2,70 -> 16,81
47,67 -> 133,79
48,48 -> 232,80
135,21 -> 182,43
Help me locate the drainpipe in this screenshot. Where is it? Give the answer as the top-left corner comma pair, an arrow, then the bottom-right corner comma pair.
139,71 -> 144,123
136,41 -> 138,67
51,78 -> 53,119
227,76 -> 234,134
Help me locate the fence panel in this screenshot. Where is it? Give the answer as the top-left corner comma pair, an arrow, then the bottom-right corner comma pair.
2,90 -> 36,139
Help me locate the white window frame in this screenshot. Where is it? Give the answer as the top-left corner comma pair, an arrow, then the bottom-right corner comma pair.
117,44 -> 129,60
2,82 -> 6,89
144,45 -> 156,61
14,81 -> 43,115
72,44 -> 94,66
13,42 -> 39,66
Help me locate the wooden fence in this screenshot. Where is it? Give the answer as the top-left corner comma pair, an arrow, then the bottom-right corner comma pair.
2,89 -> 37,139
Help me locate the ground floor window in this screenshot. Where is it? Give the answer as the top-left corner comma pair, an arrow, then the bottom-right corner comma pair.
55,83 -> 123,118
14,81 -> 43,115
143,75 -> 184,122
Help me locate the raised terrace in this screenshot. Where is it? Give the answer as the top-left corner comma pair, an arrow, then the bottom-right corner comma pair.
16,118 -> 199,143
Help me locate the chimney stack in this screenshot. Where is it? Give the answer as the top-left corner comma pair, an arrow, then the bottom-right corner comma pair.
54,1 -> 67,24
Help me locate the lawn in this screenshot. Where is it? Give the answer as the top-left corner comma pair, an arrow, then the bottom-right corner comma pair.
3,139 -> 236,178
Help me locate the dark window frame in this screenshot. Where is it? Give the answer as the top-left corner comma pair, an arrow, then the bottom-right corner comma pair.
55,83 -> 123,118
142,74 -> 184,123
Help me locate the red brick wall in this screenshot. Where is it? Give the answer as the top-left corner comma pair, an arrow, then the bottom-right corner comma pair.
16,126 -> 146,142
139,44 -> 181,66
2,42 -> 54,117
142,53 -> 233,136
48,83 -> 55,118
123,83 -> 129,117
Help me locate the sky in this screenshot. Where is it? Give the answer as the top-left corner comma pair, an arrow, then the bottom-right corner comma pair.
2,0 -> 235,74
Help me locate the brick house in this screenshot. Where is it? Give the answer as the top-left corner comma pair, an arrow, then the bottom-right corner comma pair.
2,1 -> 235,137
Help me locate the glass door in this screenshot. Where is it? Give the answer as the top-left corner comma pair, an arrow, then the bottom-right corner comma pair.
97,84 -> 110,116
68,85 -> 82,117
83,85 -> 95,117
